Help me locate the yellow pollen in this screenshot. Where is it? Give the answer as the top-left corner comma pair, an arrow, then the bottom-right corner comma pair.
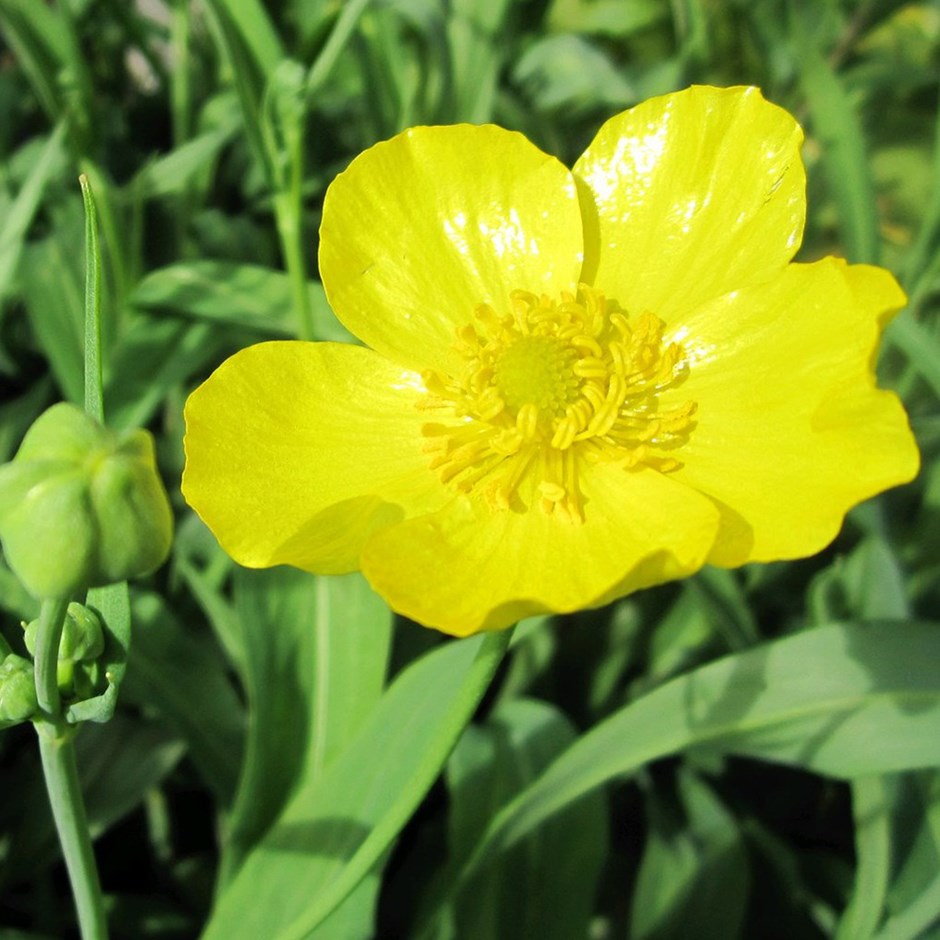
419,285 -> 696,523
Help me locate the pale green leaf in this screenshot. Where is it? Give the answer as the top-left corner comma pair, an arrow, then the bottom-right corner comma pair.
0,125 -> 67,303
130,261 -> 353,342
203,631 -> 511,940
458,622 -> 940,884
220,570 -> 392,883
632,770 -> 748,940
445,698 -> 607,940
121,592 -> 245,806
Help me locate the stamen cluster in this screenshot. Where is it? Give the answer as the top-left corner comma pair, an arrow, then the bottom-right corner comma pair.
419,285 -> 695,523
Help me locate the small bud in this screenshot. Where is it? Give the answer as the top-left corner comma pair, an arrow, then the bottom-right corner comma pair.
0,404 -> 173,598
0,654 -> 38,724
24,602 -> 105,662
61,603 -> 105,662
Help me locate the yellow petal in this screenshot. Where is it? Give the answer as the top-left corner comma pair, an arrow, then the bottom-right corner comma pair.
663,259 -> 919,565
359,464 -> 719,636
574,85 -> 805,322
319,124 -> 583,374
182,342 -> 446,573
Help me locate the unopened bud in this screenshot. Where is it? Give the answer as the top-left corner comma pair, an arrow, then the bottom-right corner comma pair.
0,404 -> 173,598
0,654 -> 38,724
24,602 -> 105,662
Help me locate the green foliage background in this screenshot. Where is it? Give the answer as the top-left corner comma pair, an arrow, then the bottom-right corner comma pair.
1,0 -> 939,937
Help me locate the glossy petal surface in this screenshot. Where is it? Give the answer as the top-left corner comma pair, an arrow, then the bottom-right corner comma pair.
182,342 -> 445,573
574,85 -> 805,322
361,466 -> 720,636
663,259 -> 919,565
319,124 -> 584,374
182,87 -> 919,636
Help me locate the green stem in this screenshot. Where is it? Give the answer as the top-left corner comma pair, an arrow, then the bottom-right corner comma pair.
273,185 -> 315,342
33,598 -> 109,940
170,0 -> 194,256
33,597 -> 69,717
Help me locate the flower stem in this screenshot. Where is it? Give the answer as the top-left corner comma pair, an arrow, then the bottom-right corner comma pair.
274,186 -> 315,342
33,597 -> 68,716
33,597 -> 109,940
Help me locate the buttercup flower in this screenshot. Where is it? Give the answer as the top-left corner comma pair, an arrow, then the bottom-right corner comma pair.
182,85 -> 918,636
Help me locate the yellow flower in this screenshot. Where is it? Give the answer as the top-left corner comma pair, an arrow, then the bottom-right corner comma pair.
182,85 -> 919,637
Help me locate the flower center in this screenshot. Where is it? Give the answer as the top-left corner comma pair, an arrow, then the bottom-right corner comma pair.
419,285 -> 695,524
493,335 -> 579,415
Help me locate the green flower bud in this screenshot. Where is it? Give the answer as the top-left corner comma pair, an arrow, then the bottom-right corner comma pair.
0,654 -> 38,723
22,602 -> 107,701
24,602 -> 105,662
0,404 -> 173,598
62,603 -> 105,661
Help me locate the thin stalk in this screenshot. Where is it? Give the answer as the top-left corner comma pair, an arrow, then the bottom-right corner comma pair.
264,64 -> 314,341
170,0 -> 193,147
273,189 -> 315,341
33,597 -> 69,717
170,0 -> 194,255
33,597 -> 109,940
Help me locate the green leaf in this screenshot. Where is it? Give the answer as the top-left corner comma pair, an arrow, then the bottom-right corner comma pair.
444,698 -> 607,940
513,34 -> 633,115
837,777 -> 893,940
0,125 -> 67,304
874,771 -> 940,940
0,0 -> 70,124
203,630 -> 511,940
135,116 -> 241,200
78,715 -> 186,838
885,312 -> 940,403
220,569 -> 392,883
174,548 -> 246,677
208,0 -> 284,78
130,261 -> 354,342
0,379 -> 54,465
444,0 -> 514,123
646,584 -> 714,684
306,0 -> 373,98
809,537 -> 910,625
0,713 -> 183,886
692,567 -> 759,649
0,560 -> 35,622
121,592 -> 245,806
901,95 -> 940,306
201,0 -> 283,183
631,770 -> 748,940
104,317 -> 221,431
20,218 -> 85,406
547,0 -> 666,37
457,622 -> 940,885
793,7 -> 880,263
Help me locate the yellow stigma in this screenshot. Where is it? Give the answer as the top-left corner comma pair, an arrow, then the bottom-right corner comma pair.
419,285 -> 696,523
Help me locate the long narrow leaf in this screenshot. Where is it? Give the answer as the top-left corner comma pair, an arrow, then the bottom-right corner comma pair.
203,630 -> 511,940
220,570 -> 392,883
455,621 -> 940,887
